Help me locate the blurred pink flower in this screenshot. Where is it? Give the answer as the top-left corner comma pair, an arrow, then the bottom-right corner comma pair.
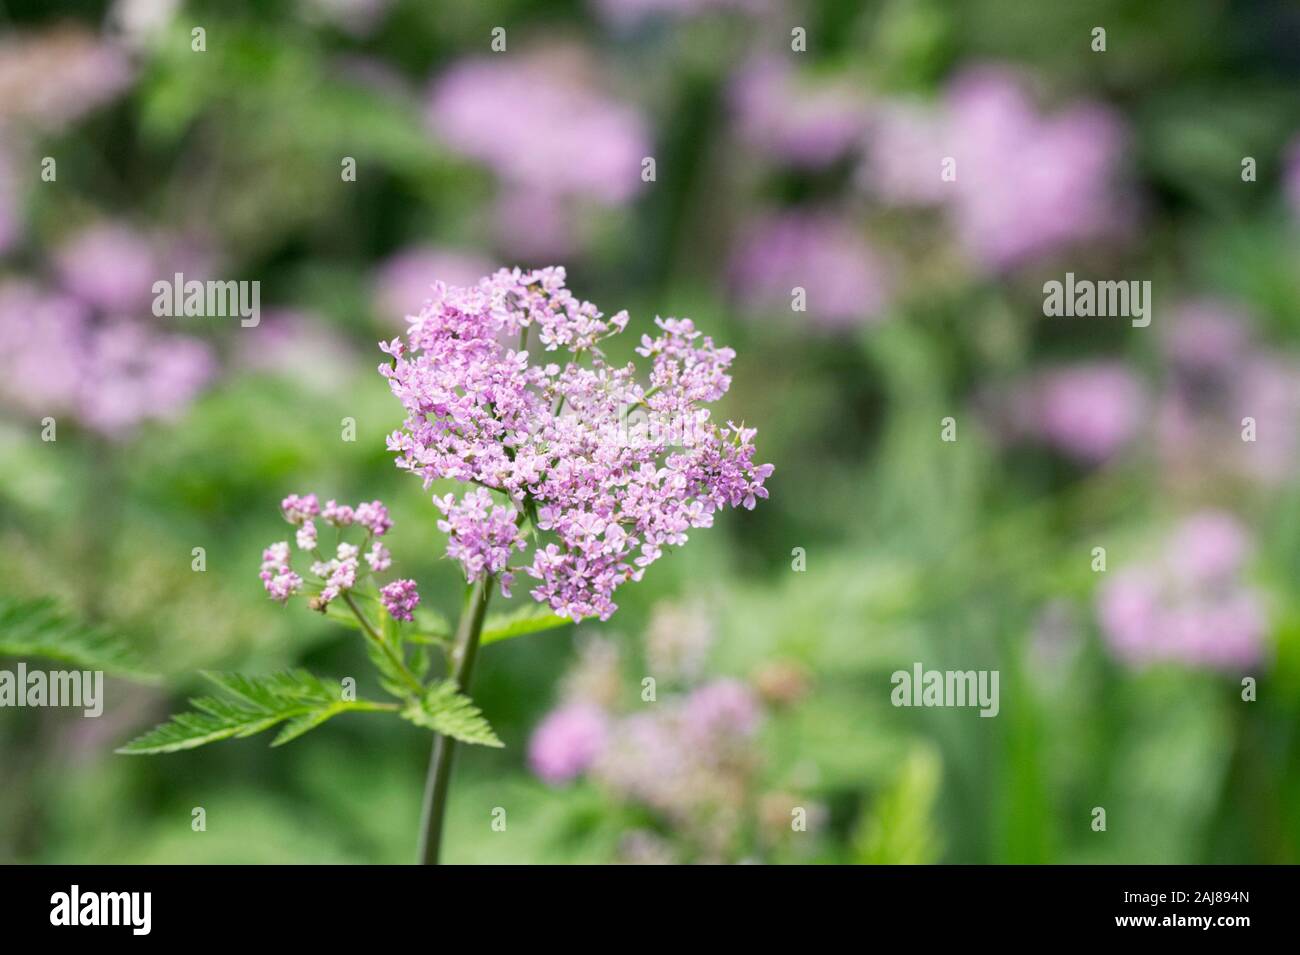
492,188 -> 578,262
592,0 -> 767,27
862,66 -> 1129,271
730,57 -> 868,169
428,52 -> 649,205
1161,299 -> 1251,376
1097,511 -> 1268,671
0,27 -> 132,131
372,245 -> 495,321
77,319 -> 215,436
861,102 -> 951,205
0,280 -> 214,438
683,678 -> 761,744
0,148 -> 18,254
1157,300 -> 1300,486
1284,135 -> 1300,217
528,703 -> 610,785
55,223 -> 159,314
234,309 -> 357,394
729,211 -> 892,328
989,361 -> 1145,465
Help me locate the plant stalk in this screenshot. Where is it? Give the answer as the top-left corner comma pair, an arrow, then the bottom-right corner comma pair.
416,575 -> 493,864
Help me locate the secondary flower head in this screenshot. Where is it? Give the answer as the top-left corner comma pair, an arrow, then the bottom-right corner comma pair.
381,267 -> 773,621
260,493 -> 408,615
380,579 -> 421,622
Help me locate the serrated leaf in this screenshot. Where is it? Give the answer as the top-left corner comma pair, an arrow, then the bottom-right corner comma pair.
117,669 -> 390,755
480,604 -> 571,647
0,595 -> 154,679
401,680 -> 503,748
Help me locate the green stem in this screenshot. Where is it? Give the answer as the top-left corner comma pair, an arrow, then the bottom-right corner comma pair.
341,591 -> 423,696
416,575 -> 494,865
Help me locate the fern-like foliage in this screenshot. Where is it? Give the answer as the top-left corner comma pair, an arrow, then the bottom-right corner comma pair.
0,595 -> 153,679
401,680 -> 503,747
116,669 -> 393,754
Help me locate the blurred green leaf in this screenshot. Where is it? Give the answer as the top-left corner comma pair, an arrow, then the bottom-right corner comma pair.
0,596 -> 154,680
853,747 -> 944,864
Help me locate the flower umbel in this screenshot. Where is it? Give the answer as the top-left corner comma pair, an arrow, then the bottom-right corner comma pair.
381,266 -> 773,621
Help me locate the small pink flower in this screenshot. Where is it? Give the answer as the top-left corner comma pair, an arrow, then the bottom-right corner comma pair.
380,578 -> 421,622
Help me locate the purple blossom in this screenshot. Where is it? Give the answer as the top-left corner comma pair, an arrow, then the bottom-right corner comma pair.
354,500 -> 392,537
381,266 -> 772,621
434,489 -> 528,597
372,246 -> 496,323
527,702 -> 609,784
1096,511 -> 1268,671
0,147 -> 18,254
323,500 -> 356,526
295,520 -> 318,551
262,495 -> 404,610
1002,361 -> 1147,464
260,542 -> 304,603
729,57 -> 868,169
427,52 -> 649,205
281,494 -> 320,525
0,26 -> 133,131
55,223 -> 159,314
366,542 -> 392,572
0,281 -> 214,438
729,211 -> 892,329
862,66 -> 1129,271
683,678 -> 761,743
380,578 -> 421,622
1157,300 -> 1300,486
1285,135 -> 1300,218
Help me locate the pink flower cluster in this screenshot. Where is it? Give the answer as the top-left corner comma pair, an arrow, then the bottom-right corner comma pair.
729,210 -> 892,329
1097,511 -> 1268,671
380,579 -> 421,622
861,66 -> 1129,271
434,489 -> 527,596
1157,300 -> 1300,487
989,361 -> 1147,465
0,279 -> 214,438
427,51 -> 649,259
260,493 -> 413,615
729,57 -> 868,170
380,267 -> 772,621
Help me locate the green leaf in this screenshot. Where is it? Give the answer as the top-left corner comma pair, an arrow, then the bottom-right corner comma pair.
117,669 -> 390,755
480,604 -> 571,647
0,595 -> 154,679
322,600 -> 365,631
852,747 -> 944,864
411,606 -> 452,643
401,680 -> 503,748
